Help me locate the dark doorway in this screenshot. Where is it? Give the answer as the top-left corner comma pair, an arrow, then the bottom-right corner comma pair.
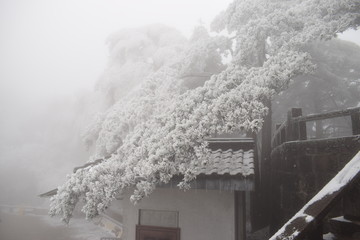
136,225 -> 180,240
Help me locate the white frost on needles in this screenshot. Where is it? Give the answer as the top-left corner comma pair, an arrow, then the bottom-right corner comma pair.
50,0 -> 360,223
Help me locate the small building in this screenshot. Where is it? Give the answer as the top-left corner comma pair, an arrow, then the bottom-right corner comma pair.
40,106 -> 360,240
40,138 -> 257,240
107,138 -> 255,240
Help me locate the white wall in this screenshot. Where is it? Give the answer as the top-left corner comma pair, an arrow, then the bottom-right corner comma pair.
109,188 -> 235,240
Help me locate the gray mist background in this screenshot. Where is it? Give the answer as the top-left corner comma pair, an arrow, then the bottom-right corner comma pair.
0,0 -> 359,207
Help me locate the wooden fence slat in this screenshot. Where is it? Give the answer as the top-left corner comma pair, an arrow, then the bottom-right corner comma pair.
293,107 -> 360,123
272,107 -> 360,149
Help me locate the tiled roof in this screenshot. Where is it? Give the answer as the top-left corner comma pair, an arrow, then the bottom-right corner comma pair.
197,148 -> 254,177
40,138 -> 256,198
164,138 -> 257,191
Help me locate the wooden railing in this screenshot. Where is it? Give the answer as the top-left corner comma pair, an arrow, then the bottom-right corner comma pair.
272,107 -> 360,148
269,151 -> 360,240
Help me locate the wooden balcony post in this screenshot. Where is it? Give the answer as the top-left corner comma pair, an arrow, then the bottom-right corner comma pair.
286,108 -> 303,141
298,120 -> 307,140
351,112 -> 360,135
235,191 -> 246,240
275,124 -> 281,147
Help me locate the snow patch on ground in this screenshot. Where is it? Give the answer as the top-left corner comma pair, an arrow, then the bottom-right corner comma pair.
323,232 -> 336,240
0,207 -> 115,240
40,215 -> 115,239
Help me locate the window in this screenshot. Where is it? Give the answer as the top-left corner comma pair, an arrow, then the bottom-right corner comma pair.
136,225 -> 180,240
139,209 -> 178,228
137,209 -> 180,240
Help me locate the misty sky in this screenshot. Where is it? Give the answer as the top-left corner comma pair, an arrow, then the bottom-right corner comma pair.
0,0 -> 359,102
0,0 -> 359,134
0,0 -> 233,101
0,0 -> 235,204
0,0 -> 359,205
0,0 -> 232,151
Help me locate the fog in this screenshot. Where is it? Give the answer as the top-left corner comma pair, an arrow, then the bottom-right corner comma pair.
0,0 -> 235,206
0,0 -> 359,208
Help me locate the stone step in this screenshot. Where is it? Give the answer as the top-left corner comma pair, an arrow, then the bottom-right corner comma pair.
328,216 -> 360,239
323,233 -> 359,240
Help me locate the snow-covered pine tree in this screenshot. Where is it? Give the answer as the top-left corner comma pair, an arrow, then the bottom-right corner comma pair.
50,0 -> 360,223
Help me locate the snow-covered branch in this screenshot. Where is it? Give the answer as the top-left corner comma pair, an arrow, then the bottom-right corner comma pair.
50,0 -> 360,223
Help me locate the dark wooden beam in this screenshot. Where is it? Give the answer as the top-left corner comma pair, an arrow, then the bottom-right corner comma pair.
293,107 -> 360,123
38,188 -> 58,198
235,191 -> 246,240
158,176 -> 255,191
272,107 -> 360,148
